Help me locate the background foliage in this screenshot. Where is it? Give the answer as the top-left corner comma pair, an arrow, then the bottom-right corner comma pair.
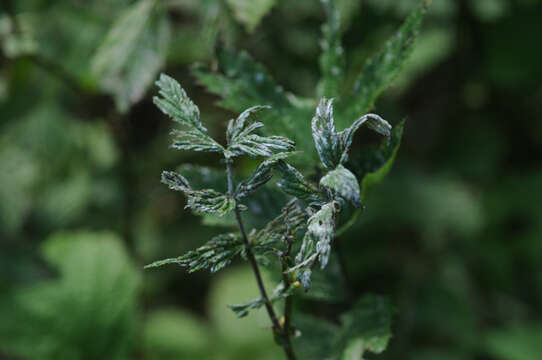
1,0 -> 541,359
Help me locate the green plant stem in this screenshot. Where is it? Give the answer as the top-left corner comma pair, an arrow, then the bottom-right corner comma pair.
226,160 -> 296,360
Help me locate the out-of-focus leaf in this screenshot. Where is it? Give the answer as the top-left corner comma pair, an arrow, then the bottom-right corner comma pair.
341,0 -> 430,126
162,171 -> 236,216
485,325 -> 542,360
0,231 -> 140,360
91,0 -> 170,112
0,13 -> 38,58
208,266 -> 282,356
320,165 -> 361,207
294,295 -> 392,359
317,0 -> 345,98
145,233 -> 243,273
143,309 -> 210,360
226,0 -> 277,32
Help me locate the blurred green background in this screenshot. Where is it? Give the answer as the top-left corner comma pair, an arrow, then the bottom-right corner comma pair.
1,0 -> 541,359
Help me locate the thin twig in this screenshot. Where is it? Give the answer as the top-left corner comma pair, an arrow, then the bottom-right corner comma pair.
226,160 -> 296,360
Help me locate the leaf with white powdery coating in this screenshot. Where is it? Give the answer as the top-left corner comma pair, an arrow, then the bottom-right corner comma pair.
161,171 -> 235,216
320,165 -> 361,207
226,106 -> 294,158
312,98 -> 391,170
275,161 -> 320,202
292,201 -> 340,289
235,152 -> 294,199
154,74 -> 223,153
144,233 -> 243,273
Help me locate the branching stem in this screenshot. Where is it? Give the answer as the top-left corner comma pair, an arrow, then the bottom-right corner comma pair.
226,160 -> 296,360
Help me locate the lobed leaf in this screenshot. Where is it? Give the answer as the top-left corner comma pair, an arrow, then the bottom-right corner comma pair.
226,106 -> 295,158
145,233 -> 243,273
161,171 -> 235,216
235,152 -> 294,199
320,165 -> 361,207
154,74 -> 223,153
275,161 -> 320,202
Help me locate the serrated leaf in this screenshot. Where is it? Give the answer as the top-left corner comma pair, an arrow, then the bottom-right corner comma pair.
145,233 -> 243,273
193,51 -> 317,162
154,74 -> 223,153
317,0 -> 346,98
226,106 -> 295,158
274,161 -> 320,202
235,152 -> 294,199
341,0 -> 430,124
226,0 -> 277,33
228,282 -> 295,318
320,165 -> 361,207
92,0 -> 170,113
291,201 -> 340,289
161,171 -> 235,216
313,98 -> 391,170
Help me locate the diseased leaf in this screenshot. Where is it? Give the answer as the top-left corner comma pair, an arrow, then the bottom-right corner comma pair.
235,152 -> 294,199
154,74 -> 223,153
161,171 -> 235,216
341,0 -> 430,125
291,201 -> 340,289
320,165 -> 361,207
312,98 -> 391,170
275,161 -> 320,202
226,106 -> 294,158
317,0 -> 346,98
145,233 -> 243,273
92,0 -> 170,113
225,0 -> 277,33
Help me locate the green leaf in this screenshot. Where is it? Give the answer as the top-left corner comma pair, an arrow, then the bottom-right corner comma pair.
320,165 -> 361,207
91,0 -> 170,113
291,201 -> 340,289
341,0 -> 430,125
312,98 -> 391,170
226,106 -> 295,158
359,120 -> 404,202
0,231 -> 140,360
229,282 -> 295,318
275,161 -> 320,202
143,309 -> 210,359
294,295 -> 393,360
161,171 -> 235,216
337,295 -> 393,359
235,152 -> 294,199
154,74 -> 223,153
485,325 -> 542,360
225,0 -> 277,33
317,0 -> 346,98
145,233 -> 243,273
